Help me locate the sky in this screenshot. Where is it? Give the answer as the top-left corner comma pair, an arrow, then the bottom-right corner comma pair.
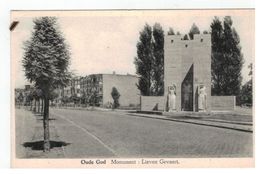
11,10 -> 254,88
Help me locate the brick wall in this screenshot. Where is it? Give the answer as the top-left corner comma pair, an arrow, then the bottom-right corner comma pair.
211,96 -> 236,111
140,96 -> 165,111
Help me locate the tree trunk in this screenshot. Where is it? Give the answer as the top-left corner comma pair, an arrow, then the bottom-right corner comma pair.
34,99 -> 36,112
41,98 -> 44,114
38,100 -> 40,113
43,96 -> 50,152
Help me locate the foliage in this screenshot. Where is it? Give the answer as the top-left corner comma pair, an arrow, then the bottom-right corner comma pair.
188,23 -> 200,40
49,90 -> 59,102
111,87 -> 120,108
152,23 -> 164,96
238,79 -> 252,106
134,24 -> 153,96
70,94 -> 80,104
167,27 -> 175,35
23,17 -> 71,93
18,92 -> 24,104
26,90 -> 34,104
80,91 -> 88,104
183,34 -> 189,40
211,16 -> 244,96
22,16 -> 71,151
248,63 -> 253,76
134,23 -> 164,96
32,88 -> 43,101
238,63 -> 253,106
61,96 -> 70,104
89,89 -> 99,106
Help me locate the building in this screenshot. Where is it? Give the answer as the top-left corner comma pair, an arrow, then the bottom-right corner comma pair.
62,77 -> 81,98
102,73 -> 140,107
83,74 -> 103,106
141,34 -> 236,112
61,73 -> 140,107
78,73 -> 140,107
71,76 -> 81,98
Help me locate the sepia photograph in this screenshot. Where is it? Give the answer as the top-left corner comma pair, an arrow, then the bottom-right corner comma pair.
11,9 -> 254,167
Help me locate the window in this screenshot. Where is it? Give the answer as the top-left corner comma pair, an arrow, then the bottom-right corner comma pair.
185,44 -> 188,48
171,39 -> 174,43
200,38 -> 203,42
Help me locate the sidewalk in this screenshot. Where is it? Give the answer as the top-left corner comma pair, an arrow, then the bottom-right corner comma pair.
53,106 -> 136,113
15,108 -> 66,158
15,108 -> 37,158
128,112 -> 253,133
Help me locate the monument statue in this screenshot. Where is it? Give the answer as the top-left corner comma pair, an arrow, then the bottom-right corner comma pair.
198,85 -> 207,112
166,84 -> 176,112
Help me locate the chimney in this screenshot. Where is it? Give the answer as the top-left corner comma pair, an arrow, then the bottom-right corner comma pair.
113,71 -> 116,75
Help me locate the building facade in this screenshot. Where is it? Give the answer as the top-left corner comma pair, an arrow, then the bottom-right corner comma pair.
61,73 -> 140,107
102,73 -> 140,107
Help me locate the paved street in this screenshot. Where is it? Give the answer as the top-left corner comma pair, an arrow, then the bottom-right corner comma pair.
47,108 -> 253,158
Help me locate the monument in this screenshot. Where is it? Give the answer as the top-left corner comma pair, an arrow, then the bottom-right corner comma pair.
164,34 -> 211,112
166,84 -> 176,112
198,85 -> 207,112
140,33 -> 235,112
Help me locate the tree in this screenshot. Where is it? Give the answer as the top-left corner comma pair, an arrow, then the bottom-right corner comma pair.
238,63 -> 253,106
188,23 -> 200,40
18,92 -> 24,106
23,17 -> 71,151
26,90 -> 34,110
167,27 -> 175,35
134,24 -> 153,96
239,79 -> 252,106
30,88 -> 44,112
134,23 -> 165,96
89,89 -> 98,106
80,91 -> 87,104
222,16 -> 243,96
152,23 -> 164,96
211,16 -> 244,97
34,89 -> 43,113
61,96 -> 70,104
111,87 -> 120,109
248,63 -> 253,76
211,17 -> 224,95
49,90 -> 59,105
183,34 -> 189,40
70,94 -> 80,105
203,30 -> 209,34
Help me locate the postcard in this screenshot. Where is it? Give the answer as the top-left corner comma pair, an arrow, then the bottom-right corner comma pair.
11,9 -> 254,168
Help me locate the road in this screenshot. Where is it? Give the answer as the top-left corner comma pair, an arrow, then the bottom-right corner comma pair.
49,108 -> 253,158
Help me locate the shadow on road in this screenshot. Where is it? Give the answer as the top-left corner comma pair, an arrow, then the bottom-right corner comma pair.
36,118 -> 56,121
23,140 -> 70,151
34,113 -> 43,117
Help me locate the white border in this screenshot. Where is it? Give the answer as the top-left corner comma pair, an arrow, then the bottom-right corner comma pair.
0,0 -> 257,173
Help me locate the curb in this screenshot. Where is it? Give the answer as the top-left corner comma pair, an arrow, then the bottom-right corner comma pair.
128,113 -> 253,133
